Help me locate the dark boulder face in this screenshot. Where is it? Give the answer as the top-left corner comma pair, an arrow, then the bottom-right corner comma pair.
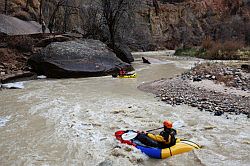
112,43 -> 134,64
28,40 -> 133,78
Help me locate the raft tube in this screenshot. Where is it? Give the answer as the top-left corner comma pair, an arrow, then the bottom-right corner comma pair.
136,139 -> 200,159
115,130 -> 201,159
118,73 -> 137,78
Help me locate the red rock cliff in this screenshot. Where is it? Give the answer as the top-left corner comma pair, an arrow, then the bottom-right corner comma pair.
141,0 -> 250,49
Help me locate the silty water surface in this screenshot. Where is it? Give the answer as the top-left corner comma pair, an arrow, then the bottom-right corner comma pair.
0,53 -> 249,166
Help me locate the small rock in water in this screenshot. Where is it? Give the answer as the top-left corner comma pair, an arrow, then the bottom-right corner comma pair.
113,145 -> 121,149
98,159 -> 113,166
193,76 -> 202,82
204,126 -> 216,130
142,57 -> 151,64
214,110 -> 224,116
124,146 -> 133,152
100,137 -> 107,141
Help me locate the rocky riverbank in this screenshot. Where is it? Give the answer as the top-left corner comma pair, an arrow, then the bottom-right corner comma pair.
138,62 -> 250,118
0,33 -> 51,84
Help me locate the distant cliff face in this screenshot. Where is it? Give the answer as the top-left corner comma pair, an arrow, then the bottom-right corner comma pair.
142,0 -> 250,49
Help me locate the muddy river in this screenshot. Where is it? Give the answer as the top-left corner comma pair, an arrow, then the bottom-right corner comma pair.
0,53 -> 249,166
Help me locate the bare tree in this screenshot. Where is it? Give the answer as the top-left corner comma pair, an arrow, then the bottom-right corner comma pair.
48,0 -> 65,33
62,0 -> 79,32
80,3 -> 102,39
39,0 -> 44,23
4,0 -> 8,14
63,0 -> 69,32
99,0 -> 138,47
26,0 -> 32,9
153,0 -> 159,16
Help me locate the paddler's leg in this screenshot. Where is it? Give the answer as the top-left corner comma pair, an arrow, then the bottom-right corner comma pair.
136,133 -> 162,148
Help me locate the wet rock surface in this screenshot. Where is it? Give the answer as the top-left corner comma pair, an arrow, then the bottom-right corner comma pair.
112,43 -> 134,64
28,40 -> 133,78
0,34 -> 51,84
0,71 -> 36,84
138,63 -> 250,117
0,14 -> 47,35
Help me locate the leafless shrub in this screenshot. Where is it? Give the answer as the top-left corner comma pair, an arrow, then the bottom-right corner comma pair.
223,40 -> 245,51
202,36 -> 213,50
7,36 -> 34,52
203,40 -> 245,60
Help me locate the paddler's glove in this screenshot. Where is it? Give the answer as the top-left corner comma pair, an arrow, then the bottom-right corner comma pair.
137,131 -> 147,134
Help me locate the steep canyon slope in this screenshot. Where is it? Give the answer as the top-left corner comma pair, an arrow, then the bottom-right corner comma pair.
143,0 -> 250,49
1,0 -> 250,49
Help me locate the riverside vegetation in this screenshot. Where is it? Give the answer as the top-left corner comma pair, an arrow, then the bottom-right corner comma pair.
175,38 -> 250,60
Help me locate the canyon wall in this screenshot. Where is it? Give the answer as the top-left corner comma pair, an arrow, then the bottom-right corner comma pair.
1,0 -> 250,49
143,0 -> 250,49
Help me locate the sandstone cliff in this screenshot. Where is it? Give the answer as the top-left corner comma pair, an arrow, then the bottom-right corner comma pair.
1,0 -> 250,49
143,0 -> 250,49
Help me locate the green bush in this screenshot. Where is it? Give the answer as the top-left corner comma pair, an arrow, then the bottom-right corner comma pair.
174,48 -> 199,57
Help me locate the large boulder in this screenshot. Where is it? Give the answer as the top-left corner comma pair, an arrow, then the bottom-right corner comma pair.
0,14 -> 48,35
27,40 -> 133,78
113,43 -> 134,63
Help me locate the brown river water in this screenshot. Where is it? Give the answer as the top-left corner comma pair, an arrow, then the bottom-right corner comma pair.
0,53 -> 249,166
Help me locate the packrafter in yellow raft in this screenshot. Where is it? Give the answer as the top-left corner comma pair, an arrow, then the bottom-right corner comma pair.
115,130 -> 201,159
117,73 -> 137,78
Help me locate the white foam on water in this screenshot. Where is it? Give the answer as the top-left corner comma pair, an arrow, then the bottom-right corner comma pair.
17,80 -> 58,101
0,116 -> 11,127
132,50 -> 175,56
28,97 -> 66,115
37,75 -> 47,79
173,120 -> 185,129
2,82 -> 24,89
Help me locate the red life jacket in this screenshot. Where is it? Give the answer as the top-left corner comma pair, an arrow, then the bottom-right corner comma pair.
119,69 -> 126,75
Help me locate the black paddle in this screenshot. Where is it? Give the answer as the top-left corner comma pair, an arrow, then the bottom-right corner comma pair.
121,121 -> 183,140
146,127 -> 164,132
